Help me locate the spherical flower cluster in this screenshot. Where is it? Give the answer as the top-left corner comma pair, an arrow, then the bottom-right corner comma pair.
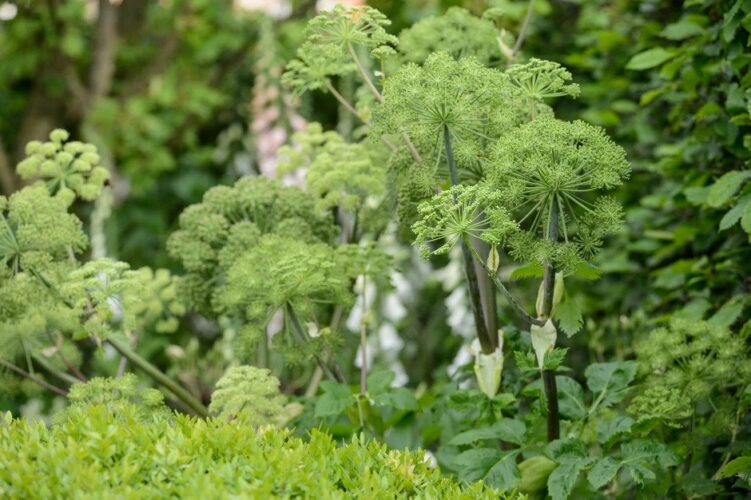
16,129 -> 109,206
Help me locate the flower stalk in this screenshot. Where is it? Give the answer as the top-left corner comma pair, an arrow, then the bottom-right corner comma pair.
540,195 -> 560,441
443,125 -> 495,353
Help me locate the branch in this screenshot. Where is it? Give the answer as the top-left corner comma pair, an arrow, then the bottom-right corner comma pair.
464,237 -> 545,327
444,126 -> 494,353
512,0 -> 535,57
89,0 -> 119,101
540,194 -> 560,442
0,138 -> 18,195
107,337 -> 209,417
0,358 -> 68,396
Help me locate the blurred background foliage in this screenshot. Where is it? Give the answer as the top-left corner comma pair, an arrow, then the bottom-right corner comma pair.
0,1 -> 750,493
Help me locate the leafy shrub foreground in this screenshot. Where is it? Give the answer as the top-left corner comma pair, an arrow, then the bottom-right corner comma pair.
0,404 -> 514,499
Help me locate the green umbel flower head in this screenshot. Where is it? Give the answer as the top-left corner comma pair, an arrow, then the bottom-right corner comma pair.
397,7 -> 500,65
486,116 -> 630,270
283,5 -> 397,96
412,184 -> 517,259
506,58 -> 581,101
635,319 -> 750,405
167,177 -> 336,313
278,123 -> 388,219
16,129 -> 110,206
373,52 -> 520,174
0,185 -> 87,274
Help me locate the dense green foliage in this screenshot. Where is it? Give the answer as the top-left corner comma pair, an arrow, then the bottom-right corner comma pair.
1,1 -> 750,499
0,387 -> 513,499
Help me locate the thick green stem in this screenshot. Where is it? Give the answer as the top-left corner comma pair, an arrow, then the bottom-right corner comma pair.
443,126 -> 494,353
464,237 -> 544,327
540,195 -> 560,442
107,337 -> 208,418
32,353 -> 80,386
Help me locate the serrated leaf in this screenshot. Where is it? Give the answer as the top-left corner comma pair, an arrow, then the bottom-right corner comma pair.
548,459 -> 591,500
626,48 -> 675,70
509,262 -> 544,280
543,347 -> 569,371
314,382 -> 355,417
485,451 -> 522,491
556,376 -> 586,420
555,298 -> 583,337
449,418 -> 526,446
588,440 -> 678,490
366,370 -> 394,395
596,416 -> 634,445
454,448 -> 521,491
573,261 -> 601,280
707,170 -> 751,208
585,361 -> 638,409
453,448 -> 502,481
587,457 -> 620,489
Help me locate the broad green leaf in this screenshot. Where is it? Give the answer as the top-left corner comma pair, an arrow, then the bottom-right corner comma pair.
372,387 -> 418,411
548,462 -> 586,500
716,456 -> 751,479
454,448 -> 522,492
453,448 -> 502,482
659,19 -> 705,40
585,361 -> 638,409
741,202 -> 751,234
555,298 -> 582,337
707,171 -> 751,208
509,261 -> 544,280
556,376 -> 586,420
546,438 -> 587,463
626,48 -> 675,70
449,418 -> 526,446
596,416 -> 634,445
708,299 -> 744,327
719,193 -> 751,230
485,451 -> 522,491
314,381 -> 354,417
587,457 -> 620,489
588,440 -> 678,490
366,370 -> 394,395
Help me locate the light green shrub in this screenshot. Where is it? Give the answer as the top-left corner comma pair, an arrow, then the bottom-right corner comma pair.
0,403 -> 520,499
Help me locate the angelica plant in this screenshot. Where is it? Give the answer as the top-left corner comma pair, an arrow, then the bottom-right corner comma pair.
0,131 -> 207,417
410,90 -> 629,442
283,5 -> 397,106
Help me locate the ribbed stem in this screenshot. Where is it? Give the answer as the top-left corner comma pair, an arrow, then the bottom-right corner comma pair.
107,337 -> 208,417
541,195 -> 560,441
443,126 -> 494,353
